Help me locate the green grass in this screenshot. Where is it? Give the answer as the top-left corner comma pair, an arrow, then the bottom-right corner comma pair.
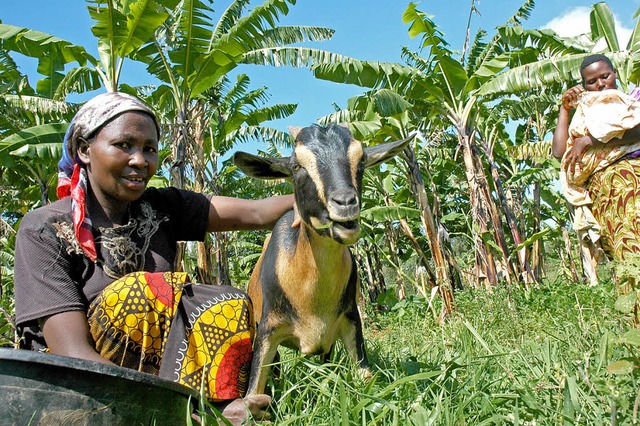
4,263 -> 637,425
231,278 -> 638,425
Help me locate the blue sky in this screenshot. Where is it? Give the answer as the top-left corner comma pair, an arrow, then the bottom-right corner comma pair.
2,0 -> 639,135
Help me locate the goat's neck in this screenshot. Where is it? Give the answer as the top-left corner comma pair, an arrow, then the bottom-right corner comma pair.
296,223 -> 351,272
284,224 -> 353,308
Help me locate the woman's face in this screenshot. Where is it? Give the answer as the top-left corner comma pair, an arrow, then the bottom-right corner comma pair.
78,111 -> 159,212
582,61 -> 617,91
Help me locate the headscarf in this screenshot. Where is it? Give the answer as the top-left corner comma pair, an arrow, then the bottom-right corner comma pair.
57,92 -> 160,262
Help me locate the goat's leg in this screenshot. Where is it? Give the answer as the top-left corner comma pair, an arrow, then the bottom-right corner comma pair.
246,327 -> 281,396
319,344 -> 334,364
341,310 -> 371,378
271,350 -> 282,381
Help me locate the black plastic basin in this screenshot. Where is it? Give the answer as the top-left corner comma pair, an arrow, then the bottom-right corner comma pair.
0,347 -> 199,425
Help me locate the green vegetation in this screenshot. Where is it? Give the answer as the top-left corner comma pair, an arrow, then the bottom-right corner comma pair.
192,276 -> 636,425
2,0 -> 640,424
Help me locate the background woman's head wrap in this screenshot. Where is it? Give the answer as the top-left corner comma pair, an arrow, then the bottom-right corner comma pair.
57,92 -> 160,261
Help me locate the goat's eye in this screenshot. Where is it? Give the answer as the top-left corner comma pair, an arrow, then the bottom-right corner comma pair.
293,164 -> 301,172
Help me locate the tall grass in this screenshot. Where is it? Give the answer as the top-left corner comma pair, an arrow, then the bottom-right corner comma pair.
220,278 -> 636,425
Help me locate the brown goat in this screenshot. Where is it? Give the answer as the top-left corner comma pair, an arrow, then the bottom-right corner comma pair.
233,123 -> 412,396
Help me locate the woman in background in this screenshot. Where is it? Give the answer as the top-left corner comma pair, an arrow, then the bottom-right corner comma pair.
553,54 -> 640,286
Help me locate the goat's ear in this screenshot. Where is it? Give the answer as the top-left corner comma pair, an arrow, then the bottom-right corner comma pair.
363,134 -> 414,168
288,126 -> 303,141
233,151 -> 292,180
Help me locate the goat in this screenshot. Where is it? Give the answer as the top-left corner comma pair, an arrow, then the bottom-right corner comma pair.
233,123 -> 412,396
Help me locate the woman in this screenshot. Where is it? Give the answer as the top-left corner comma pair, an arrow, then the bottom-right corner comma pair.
13,91 -> 295,424
553,54 -> 640,285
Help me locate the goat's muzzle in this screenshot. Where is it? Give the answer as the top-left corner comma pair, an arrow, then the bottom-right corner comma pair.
330,220 -> 361,245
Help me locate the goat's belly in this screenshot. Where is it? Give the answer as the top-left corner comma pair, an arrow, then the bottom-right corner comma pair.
292,316 -> 346,356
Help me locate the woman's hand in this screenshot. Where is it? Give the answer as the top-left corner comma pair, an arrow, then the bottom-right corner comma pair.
566,135 -> 593,175
553,85 -> 586,159
561,85 -> 586,111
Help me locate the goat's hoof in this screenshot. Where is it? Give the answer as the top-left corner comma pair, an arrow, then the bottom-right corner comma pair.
359,367 -> 373,380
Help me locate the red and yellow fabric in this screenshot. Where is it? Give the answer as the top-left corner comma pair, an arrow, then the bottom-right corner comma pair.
88,271 -> 254,401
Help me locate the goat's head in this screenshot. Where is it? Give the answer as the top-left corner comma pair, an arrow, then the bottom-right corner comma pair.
234,123 -> 412,245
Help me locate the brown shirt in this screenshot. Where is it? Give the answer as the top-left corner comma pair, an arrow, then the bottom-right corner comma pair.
14,187 -> 210,332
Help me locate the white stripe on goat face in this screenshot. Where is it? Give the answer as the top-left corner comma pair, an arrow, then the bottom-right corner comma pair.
295,144 -> 326,205
347,139 -> 363,192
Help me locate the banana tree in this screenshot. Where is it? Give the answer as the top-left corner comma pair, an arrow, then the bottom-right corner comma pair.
494,91 -> 568,281
0,94 -> 75,208
130,0 -> 344,186
180,74 -> 297,284
313,3 -> 534,288
478,3 -> 640,98
0,123 -> 66,206
84,0 -> 178,92
0,32 -> 82,210
0,23 -> 98,100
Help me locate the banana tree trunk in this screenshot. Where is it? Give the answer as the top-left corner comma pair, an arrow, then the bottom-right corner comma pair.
384,224 -> 405,300
169,108 -> 189,282
402,145 -> 455,319
170,109 -> 188,189
354,245 -> 375,304
484,147 -> 535,285
383,192 -> 453,291
354,245 -> 374,304
395,213 -> 438,288
192,102 -> 229,286
561,228 -> 580,283
532,182 -> 544,280
473,147 -> 516,286
212,232 -> 231,286
458,131 -> 498,288
195,235 -> 214,285
371,244 -> 387,301
355,241 -> 388,306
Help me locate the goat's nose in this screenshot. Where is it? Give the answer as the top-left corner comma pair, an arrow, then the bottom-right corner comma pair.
331,189 -> 358,207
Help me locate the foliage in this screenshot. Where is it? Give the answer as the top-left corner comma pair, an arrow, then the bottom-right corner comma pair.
0,234 -> 15,347
217,278 -> 627,425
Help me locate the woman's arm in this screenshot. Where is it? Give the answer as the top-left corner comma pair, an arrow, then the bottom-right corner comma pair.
207,194 -> 296,232
563,116 -> 640,174
552,85 -> 585,159
552,107 -> 571,159
40,311 -> 115,365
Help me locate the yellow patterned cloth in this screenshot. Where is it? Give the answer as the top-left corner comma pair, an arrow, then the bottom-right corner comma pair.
88,272 -> 254,401
560,89 -> 640,279
588,158 -> 640,260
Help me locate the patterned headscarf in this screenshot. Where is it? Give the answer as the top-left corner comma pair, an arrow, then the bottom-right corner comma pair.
57,92 -> 159,262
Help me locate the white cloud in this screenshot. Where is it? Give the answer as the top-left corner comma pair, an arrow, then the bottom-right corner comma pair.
543,6 -> 632,49
544,7 -> 592,37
